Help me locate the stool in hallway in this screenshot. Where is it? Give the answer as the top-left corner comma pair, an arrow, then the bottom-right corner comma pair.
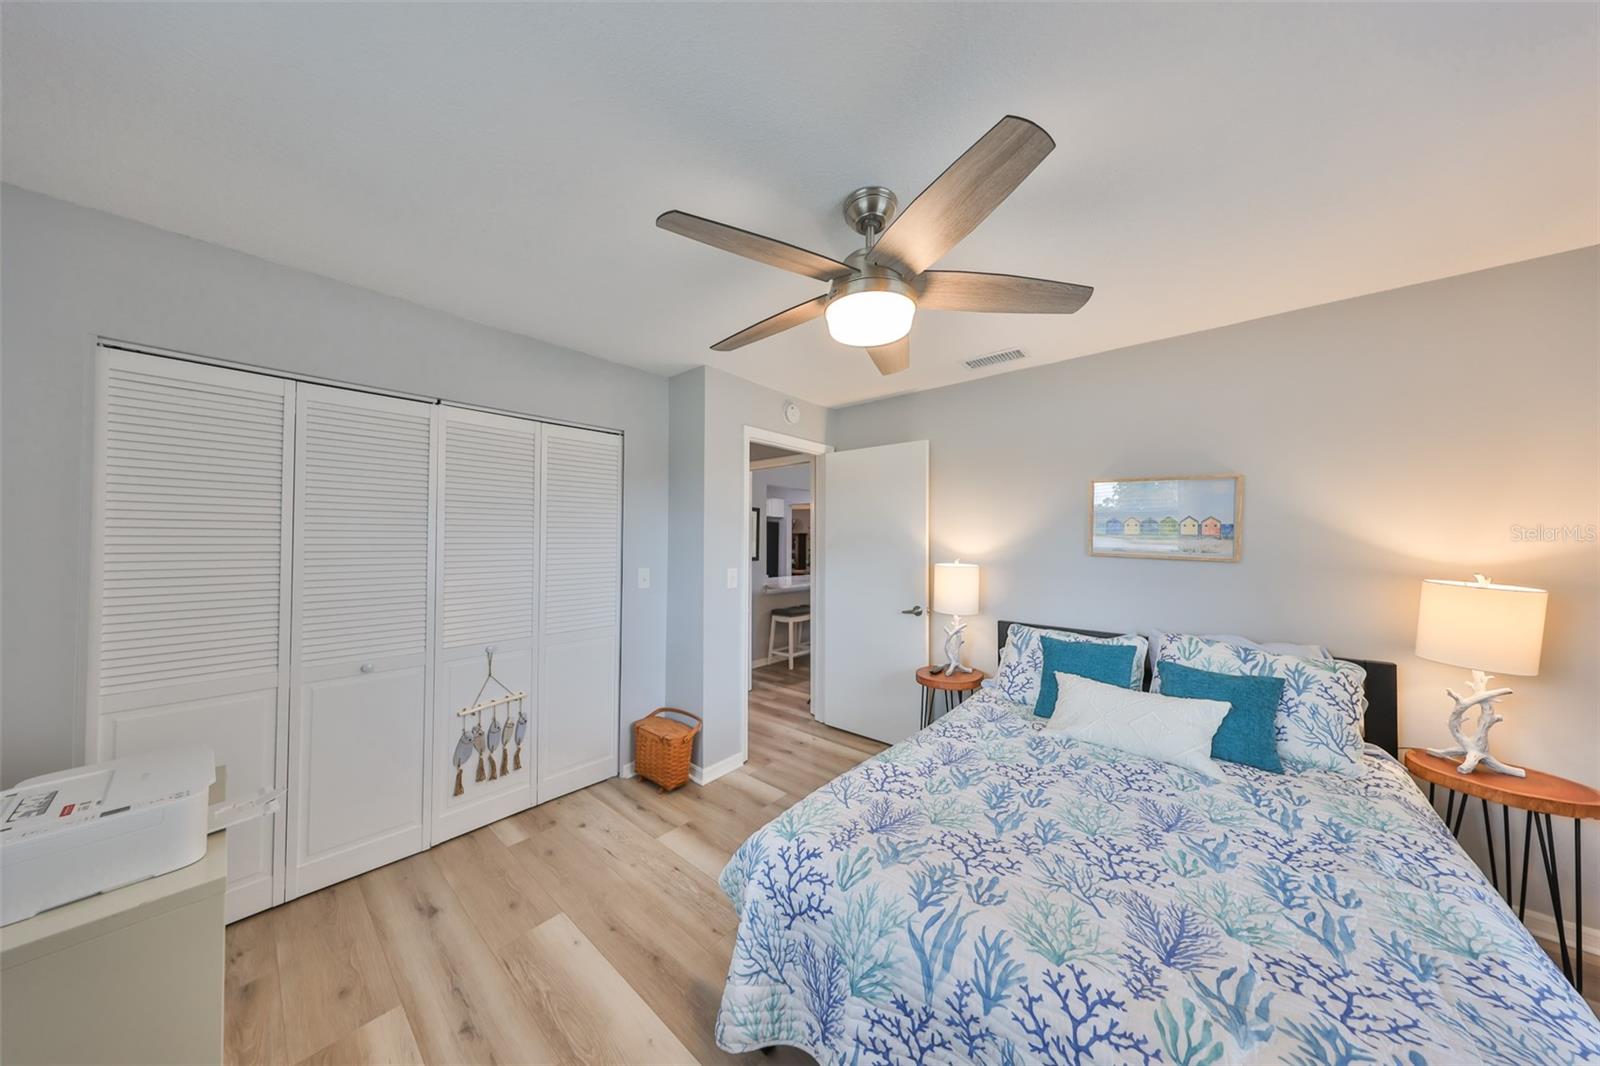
768,605 -> 811,669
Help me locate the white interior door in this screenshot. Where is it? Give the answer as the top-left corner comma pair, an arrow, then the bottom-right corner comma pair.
537,424 -> 621,803
819,440 -> 929,743
430,406 -> 538,845
287,385 -> 434,898
88,348 -> 292,921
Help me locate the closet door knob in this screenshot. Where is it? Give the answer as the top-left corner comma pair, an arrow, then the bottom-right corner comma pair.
360,662 -> 375,674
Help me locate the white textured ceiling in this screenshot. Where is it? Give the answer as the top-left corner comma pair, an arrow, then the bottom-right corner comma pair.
4,3 -> 1595,407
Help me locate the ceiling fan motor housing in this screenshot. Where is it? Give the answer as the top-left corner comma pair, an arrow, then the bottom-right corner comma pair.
830,254 -> 914,302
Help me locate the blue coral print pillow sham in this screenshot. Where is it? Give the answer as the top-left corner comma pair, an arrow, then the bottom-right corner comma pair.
1152,632 -> 1367,774
986,623 -> 1147,705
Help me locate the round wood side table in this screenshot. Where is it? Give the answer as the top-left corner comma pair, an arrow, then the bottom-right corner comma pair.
1403,748 -> 1600,993
916,666 -> 986,728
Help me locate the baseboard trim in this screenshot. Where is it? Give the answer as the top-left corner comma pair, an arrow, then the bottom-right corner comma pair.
691,753 -> 745,786
621,756 -> 743,786
1521,906 -> 1600,960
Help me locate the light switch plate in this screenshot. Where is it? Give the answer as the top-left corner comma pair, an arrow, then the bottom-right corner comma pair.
637,568 -> 651,589
726,567 -> 739,589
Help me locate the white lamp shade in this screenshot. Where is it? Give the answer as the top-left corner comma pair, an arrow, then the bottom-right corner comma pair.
933,562 -> 980,617
764,498 -> 784,519
1415,577 -> 1547,676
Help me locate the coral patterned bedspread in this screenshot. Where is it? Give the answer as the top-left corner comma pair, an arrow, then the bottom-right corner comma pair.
715,690 -> 1600,1064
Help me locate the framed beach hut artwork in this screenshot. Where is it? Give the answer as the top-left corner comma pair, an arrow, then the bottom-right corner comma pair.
1090,475 -> 1243,561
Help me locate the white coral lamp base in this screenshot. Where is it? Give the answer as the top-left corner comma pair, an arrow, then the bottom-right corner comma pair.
1425,669 -> 1525,777
940,617 -> 972,676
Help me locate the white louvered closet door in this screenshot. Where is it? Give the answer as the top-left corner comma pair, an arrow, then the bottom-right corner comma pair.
287,385 -> 435,898
89,349 -> 292,922
429,407 -> 538,845
538,424 -> 622,803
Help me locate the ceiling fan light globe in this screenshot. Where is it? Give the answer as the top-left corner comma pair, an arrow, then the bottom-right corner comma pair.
825,287 -> 916,348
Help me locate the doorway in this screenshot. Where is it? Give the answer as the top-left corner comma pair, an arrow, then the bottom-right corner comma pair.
741,427 -> 828,764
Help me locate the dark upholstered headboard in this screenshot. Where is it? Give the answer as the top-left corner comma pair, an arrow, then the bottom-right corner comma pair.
996,620 -> 1399,758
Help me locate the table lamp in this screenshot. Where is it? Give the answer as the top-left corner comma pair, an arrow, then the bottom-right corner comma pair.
933,560 -> 980,676
1415,574 -> 1547,776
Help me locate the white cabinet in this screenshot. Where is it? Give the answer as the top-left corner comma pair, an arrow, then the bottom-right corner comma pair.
88,351 -> 292,922
538,424 -> 621,803
286,386 -> 435,899
88,349 -> 622,917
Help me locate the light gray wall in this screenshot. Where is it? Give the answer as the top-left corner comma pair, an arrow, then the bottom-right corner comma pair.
0,185 -> 670,787
832,246 -> 1600,930
664,370 -> 707,744
666,367 -> 829,770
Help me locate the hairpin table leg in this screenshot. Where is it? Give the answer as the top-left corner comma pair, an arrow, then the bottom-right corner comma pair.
1534,812 -> 1573,983
1501,803 -> 1512,905
1518,810 -> 1533,921
1479,797 -> 1498,892
1574,819 -> 1584,995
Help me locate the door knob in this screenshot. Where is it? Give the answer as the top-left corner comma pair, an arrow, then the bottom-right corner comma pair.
901,606 -> 924,616
360,662 -> 375,674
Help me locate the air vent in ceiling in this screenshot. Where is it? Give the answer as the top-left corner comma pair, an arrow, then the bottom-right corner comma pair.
963,347 -> 1027,371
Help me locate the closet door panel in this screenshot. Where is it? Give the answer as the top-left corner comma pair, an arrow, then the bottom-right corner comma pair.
89,349 -> 293,922
537,424 -> 621,804
288,386 -> 434,898
97,689 -> 279,919
430,409 -> 538,844
297,665 -> 426,857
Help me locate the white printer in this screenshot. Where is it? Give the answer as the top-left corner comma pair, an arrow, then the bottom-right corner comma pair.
0,746 -> 216,926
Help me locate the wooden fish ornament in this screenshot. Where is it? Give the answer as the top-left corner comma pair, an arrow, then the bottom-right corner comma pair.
486,715 -> 502,780
473,721 -> 487,782
451,724 -> 473,797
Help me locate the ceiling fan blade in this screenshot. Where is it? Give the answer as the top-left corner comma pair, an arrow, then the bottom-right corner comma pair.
710,294 -> 829,351
657,210 -> 853,282
868,116 -> 1055,277
915,270 -> 1093,314
865,336 -> 910,375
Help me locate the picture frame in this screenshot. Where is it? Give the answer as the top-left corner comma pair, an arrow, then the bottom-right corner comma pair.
1090,475 -> 1243,562
751,507 -> 761,561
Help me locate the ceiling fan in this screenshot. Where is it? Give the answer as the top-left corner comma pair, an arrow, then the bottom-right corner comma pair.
657,115 -> 1092,376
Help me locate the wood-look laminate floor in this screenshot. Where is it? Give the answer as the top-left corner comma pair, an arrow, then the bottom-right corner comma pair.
225,661 -> 886,1066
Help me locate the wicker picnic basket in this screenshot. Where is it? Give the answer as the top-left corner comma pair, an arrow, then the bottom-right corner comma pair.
633,707 -> 702,791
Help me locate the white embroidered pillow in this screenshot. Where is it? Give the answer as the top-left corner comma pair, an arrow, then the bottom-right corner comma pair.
1046,672 -> 1229,780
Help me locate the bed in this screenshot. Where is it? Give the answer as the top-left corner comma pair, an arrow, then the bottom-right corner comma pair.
716,622 -> 1600,1064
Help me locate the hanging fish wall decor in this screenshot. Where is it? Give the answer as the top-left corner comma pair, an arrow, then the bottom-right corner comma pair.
513,700 -> 528,771
455,648 -> 529,796
452,724 -> 473,797
486,714 -> 502,781
473,719 -> 487,782
499,713 -> 511,777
